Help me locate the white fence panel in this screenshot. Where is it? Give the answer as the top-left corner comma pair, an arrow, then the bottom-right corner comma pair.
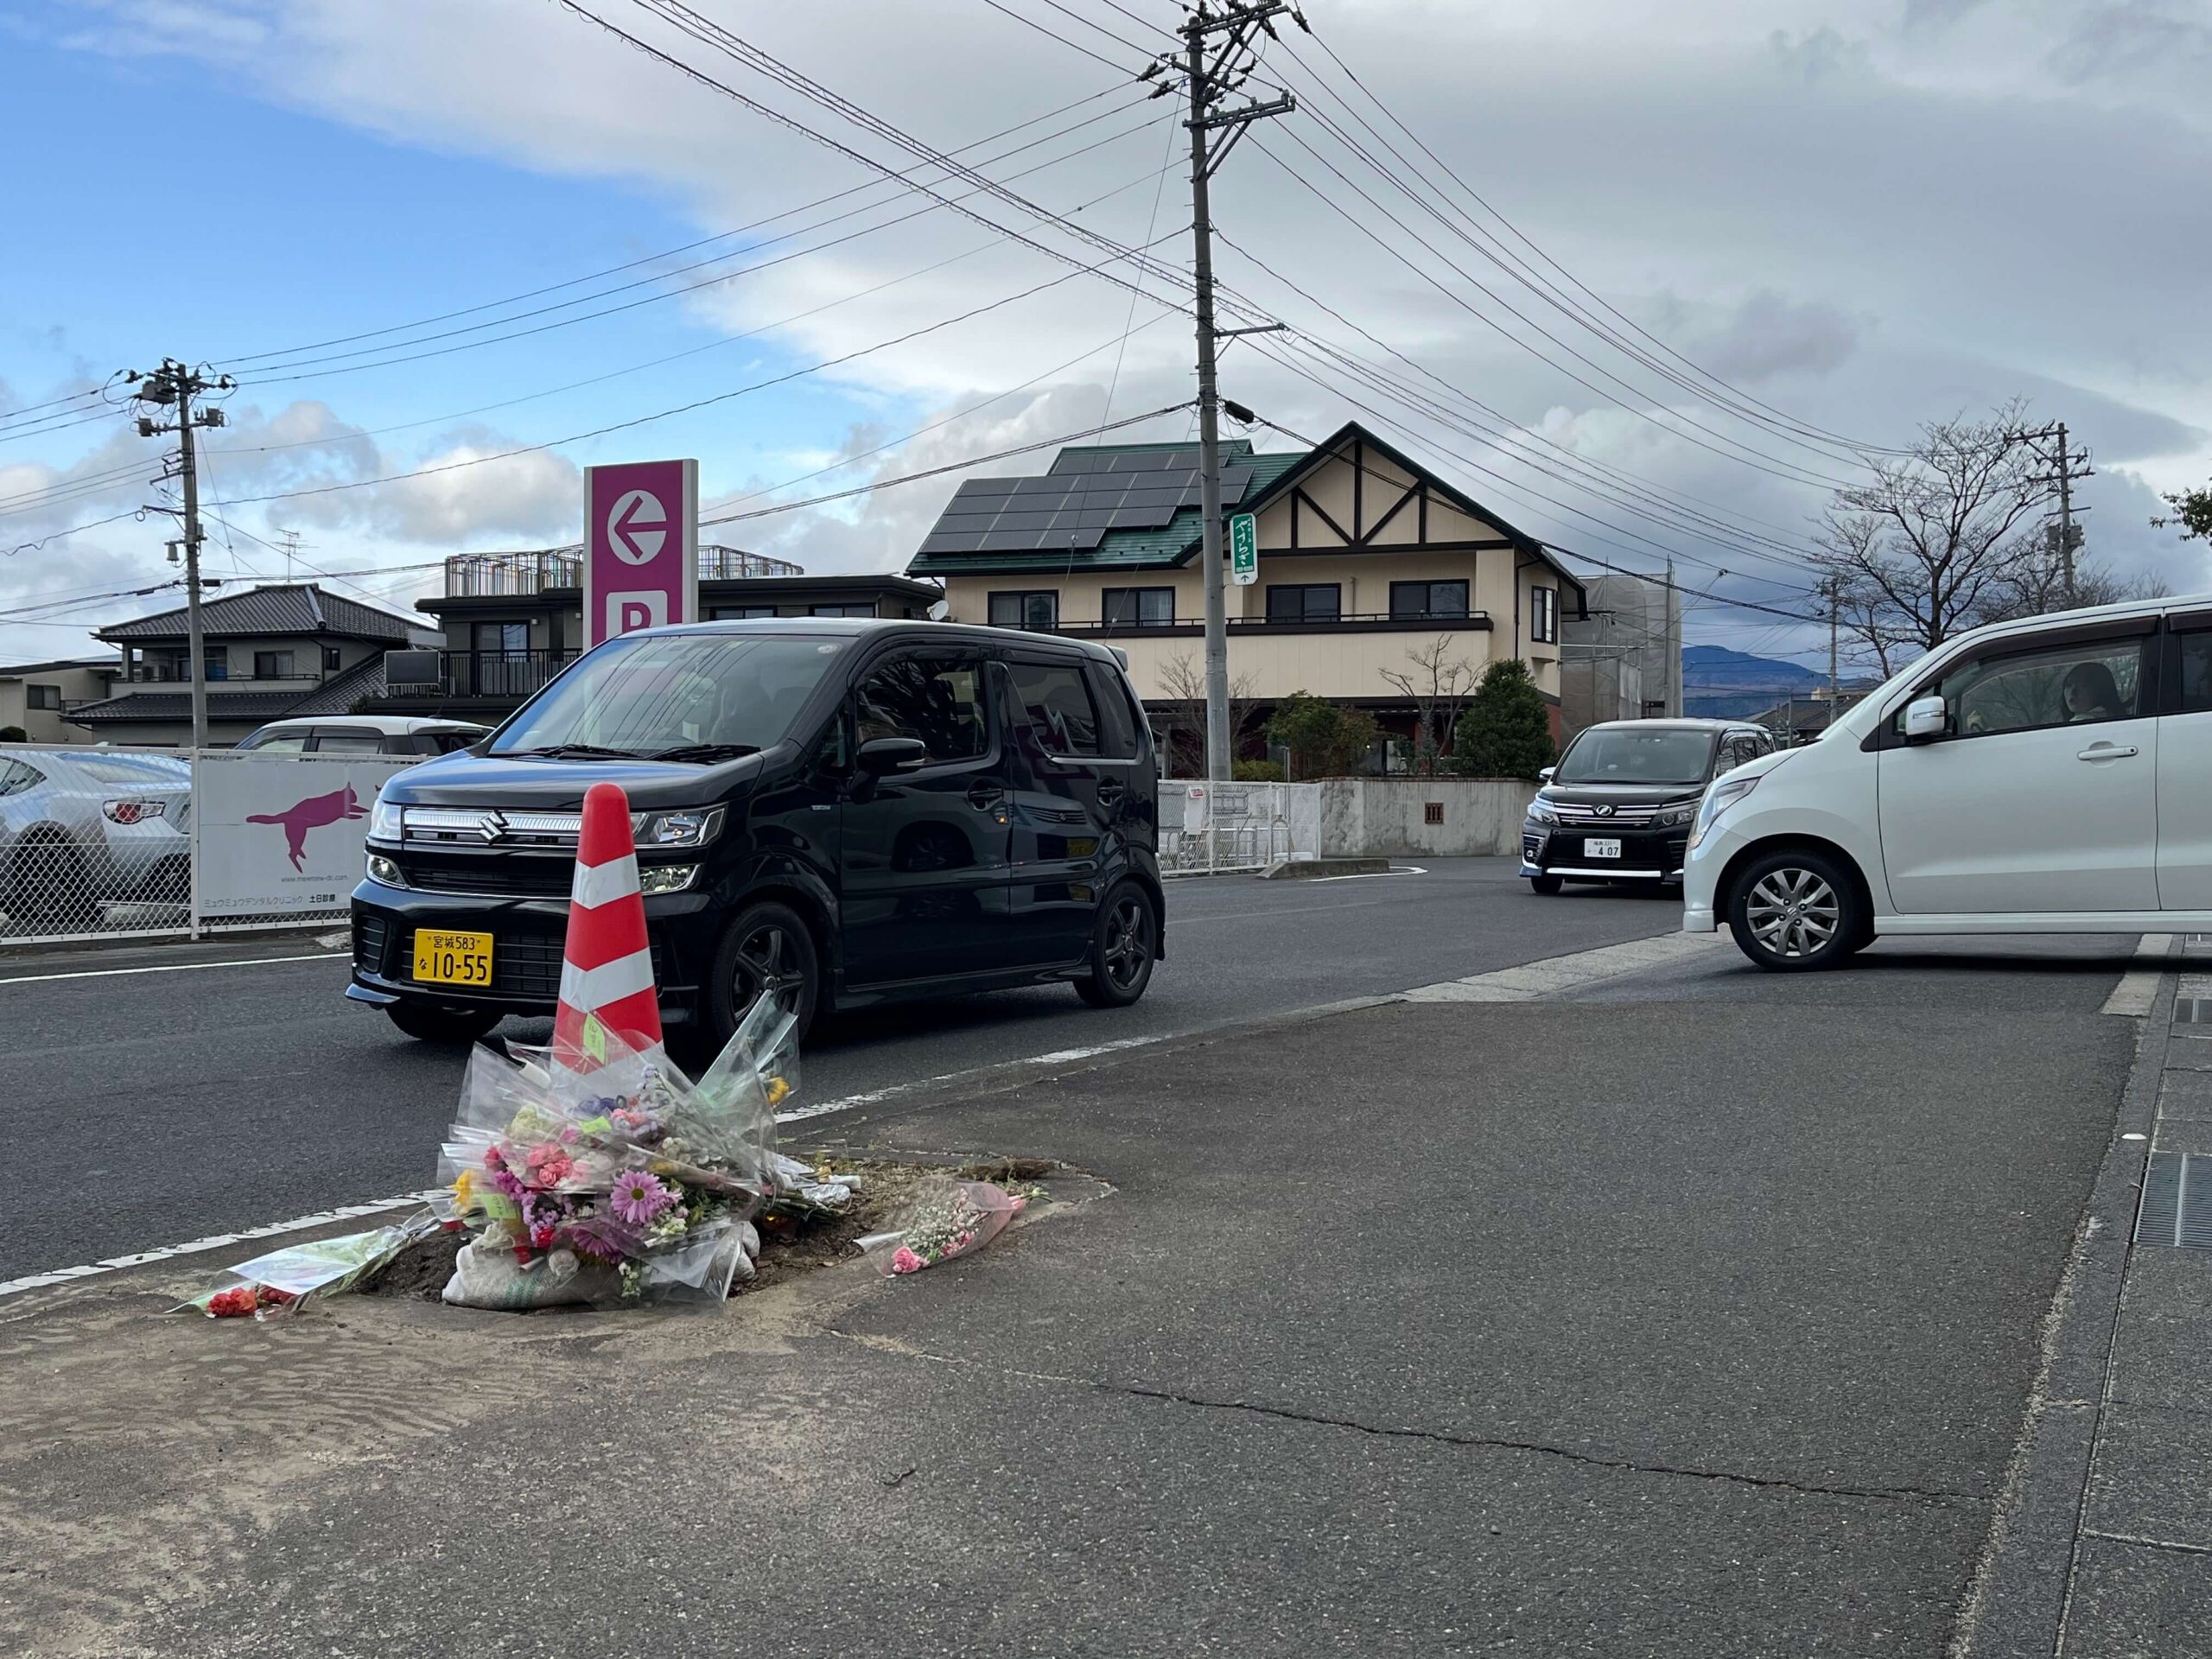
192,749 -> 415,926
1156,779 -> 1321,876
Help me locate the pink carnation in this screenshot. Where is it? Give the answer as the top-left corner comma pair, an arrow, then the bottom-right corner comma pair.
890,1246 -> 924,1274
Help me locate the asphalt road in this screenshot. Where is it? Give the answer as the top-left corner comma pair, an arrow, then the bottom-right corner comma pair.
2,859 -> 1682,1281
7,913 -> 2152,1656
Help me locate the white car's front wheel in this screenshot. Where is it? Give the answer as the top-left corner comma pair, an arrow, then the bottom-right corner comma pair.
1726,849 -> 1866,971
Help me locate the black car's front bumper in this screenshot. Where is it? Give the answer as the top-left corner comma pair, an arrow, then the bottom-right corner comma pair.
346,876 -> 721,1026
1520,825 -> 1690,882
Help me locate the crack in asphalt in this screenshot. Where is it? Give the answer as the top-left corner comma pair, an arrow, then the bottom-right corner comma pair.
838,1332 -> 1983,1507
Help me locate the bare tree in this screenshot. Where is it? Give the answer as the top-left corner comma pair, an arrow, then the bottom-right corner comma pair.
1379,636 -> 1480,777
1813,402 -> 2050,675
1977,535 -> 2171,625
1158,654 -> 1263,775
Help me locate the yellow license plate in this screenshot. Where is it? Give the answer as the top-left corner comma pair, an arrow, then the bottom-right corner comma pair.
413,929 -> 493,986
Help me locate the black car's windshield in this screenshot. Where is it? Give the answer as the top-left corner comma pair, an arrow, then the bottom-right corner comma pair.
1554,728 -> 1717,786
492,633 -> 837,760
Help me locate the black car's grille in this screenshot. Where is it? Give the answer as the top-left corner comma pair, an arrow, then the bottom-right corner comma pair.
395,850 -> 575,899
1531,830 -> 1689,872
1548,801 -> 1674,828
395,926 -> 672,999
354,912 -> 391,976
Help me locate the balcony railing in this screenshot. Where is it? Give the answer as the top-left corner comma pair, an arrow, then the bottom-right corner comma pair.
1041,609 -> 1493,638
128,665 -> 322,683
410,648 -> 580,699
443,545 -> 805,597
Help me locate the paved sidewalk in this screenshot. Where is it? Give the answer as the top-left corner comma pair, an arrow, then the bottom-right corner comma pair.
0,939 -> 2135,1657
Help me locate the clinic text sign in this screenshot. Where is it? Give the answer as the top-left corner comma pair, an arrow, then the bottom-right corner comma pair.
584,458 -> 698,648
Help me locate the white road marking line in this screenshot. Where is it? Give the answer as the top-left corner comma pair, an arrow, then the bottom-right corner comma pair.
0,950 -> 347,987
1303,865 -> 1428,883
0,1192 -> 442,1300
1400,931 -> 1722,1002
2102,934 -> 2172,1016
772,1034 -> 1172,1124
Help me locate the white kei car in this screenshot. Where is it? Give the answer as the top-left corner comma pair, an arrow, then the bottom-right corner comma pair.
1686,594 -> 2212,969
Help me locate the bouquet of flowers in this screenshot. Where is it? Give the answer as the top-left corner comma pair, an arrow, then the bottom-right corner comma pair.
860,1178 -> 1028,1276
181,1212 -> 445,1319
435,993 -> 804,1312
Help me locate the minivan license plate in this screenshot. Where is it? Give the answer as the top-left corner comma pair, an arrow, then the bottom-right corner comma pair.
414,929 -> 493,986
1584,838 -> 1623,860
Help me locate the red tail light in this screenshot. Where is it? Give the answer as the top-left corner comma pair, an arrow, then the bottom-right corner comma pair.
102,799 -> 166,824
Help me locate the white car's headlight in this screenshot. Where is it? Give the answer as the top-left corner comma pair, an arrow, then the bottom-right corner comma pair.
1689,773 -> 1762,849
632,807 -> 724,849
368,796 -> 404,842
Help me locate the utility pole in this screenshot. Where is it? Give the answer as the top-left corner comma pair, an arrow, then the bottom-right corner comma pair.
2018,421 -> 2094,608
1160,3 -> 1294,780
129,359 -> 233,751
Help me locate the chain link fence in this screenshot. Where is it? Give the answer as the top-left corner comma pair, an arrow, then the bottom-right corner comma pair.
0,746 -> 406,947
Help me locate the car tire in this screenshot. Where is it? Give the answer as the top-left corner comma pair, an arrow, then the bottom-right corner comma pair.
386,1002 -> 503,1045
1529,873 -> 1564,895
1075,881 -> 1158,1008
702,899 -> 821,1058
10,832 -> 93,930
1726,848 -> 1864,972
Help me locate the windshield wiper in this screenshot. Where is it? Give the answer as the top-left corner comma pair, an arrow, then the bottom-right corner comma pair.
646,742 -> 760,765
500,743 -> 643,760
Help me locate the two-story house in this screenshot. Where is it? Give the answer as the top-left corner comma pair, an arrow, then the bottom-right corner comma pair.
67,583 -> 439,747
365,545 -> 945,722
0,657 -> 120,745
907,421 -> 1587,760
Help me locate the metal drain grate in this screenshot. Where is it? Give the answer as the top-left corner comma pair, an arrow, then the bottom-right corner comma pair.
2136,1152 -> 2212,1249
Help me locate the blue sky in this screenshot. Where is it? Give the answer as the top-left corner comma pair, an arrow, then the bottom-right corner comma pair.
3,0 -> 2207,673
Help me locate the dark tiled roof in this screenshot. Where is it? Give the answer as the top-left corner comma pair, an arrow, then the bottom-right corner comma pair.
67,654 -> 389,726
0,656 -> 119,676
98,583 -> 426,644
67,690 -> 307,724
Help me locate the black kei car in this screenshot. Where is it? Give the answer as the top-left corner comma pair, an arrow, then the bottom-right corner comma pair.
1519,718 -> 1777,895
348,620 -> 1164,1051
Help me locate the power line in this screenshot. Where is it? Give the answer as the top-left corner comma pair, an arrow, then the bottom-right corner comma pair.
980,0 -> 1134,74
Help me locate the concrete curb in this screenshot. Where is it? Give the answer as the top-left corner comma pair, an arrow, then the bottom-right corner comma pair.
1258,858 -> 1393,880
1950,938 -> 2171,1658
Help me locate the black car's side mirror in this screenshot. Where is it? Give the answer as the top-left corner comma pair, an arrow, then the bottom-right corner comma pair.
855,736 -> 928,775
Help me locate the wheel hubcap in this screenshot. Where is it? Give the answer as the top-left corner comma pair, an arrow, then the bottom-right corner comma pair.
1745,868 -> 1840,958
1103,899 -> 1150,989
734,924 -> 804,1016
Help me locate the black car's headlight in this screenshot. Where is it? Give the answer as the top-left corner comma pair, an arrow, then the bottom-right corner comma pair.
1651,804 -> 1698,830
1526,798 -> 1560,826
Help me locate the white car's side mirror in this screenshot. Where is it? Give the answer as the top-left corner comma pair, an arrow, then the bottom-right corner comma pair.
1904,695 -> 1948,741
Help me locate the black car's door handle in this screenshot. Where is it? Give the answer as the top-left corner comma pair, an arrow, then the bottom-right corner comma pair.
966,780 -> 1005,810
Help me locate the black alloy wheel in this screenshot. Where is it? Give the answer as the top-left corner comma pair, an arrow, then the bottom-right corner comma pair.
1077,883 -> 1157,1008
715,899 -> 821,1048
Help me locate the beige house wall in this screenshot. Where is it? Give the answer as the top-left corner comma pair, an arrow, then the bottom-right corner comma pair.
0,663 -> 118,745
935,435 -> 1573,708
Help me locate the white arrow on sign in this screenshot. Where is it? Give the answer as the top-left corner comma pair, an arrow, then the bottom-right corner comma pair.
607,489 -> 668,565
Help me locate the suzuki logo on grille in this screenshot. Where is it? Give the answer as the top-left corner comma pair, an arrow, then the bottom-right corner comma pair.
1593,803 -> 1617,818
477,810 -> 507,844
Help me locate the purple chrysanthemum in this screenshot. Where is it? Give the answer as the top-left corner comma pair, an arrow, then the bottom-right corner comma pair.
608,1169 -> 676,1228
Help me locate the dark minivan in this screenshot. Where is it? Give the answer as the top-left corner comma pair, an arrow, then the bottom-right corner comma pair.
1519,718 -> 1774,894
348,620 -> 1163,1049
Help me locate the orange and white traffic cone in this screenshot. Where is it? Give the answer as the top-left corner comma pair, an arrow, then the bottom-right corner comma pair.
550,781 -> 662,1072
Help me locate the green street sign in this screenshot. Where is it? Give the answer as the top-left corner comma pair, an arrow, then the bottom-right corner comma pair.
1229,512 -> 1258,585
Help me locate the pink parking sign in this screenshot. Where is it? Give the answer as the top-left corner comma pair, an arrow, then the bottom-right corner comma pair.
584,458 -> 699,648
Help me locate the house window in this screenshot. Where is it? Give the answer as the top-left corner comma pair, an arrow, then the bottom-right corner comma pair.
810,603 -> 875,618
203,647 -> 228,682
1265,583 -> 1341,624
1390,580 -> 1470,620
322,645 -> 343,672
1102,587 -> 1174,629
709,605 -> 776,620
988,590 -> 1058,631
254,650 -> 296,679
1530,585 -> 1560,645
26,684 -> 62,711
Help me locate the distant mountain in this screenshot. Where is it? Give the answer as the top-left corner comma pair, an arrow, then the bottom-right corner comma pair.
1681,645 -> 1828,720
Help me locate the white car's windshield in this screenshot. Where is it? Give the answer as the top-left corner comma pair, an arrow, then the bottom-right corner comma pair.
493,632 -> 838,760
1554,728 -> 1717,786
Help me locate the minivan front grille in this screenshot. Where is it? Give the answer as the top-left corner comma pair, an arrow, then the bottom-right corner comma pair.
1548,801 -> 1670,827
397,849 -> 575,899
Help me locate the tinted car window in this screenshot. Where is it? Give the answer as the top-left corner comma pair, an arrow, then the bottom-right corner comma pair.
1925,634 -> 2144,737
853,655 -> 988,763
493,633 -> 836,759
1007,659 -> 1101,757
1085,663 -> 1140,760
1554,728 -> 1716,785
2176,632 -> 2212,715
314,731 -> 388,754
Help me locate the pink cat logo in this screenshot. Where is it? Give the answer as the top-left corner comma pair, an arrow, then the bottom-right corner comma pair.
247,785 -> 367,871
